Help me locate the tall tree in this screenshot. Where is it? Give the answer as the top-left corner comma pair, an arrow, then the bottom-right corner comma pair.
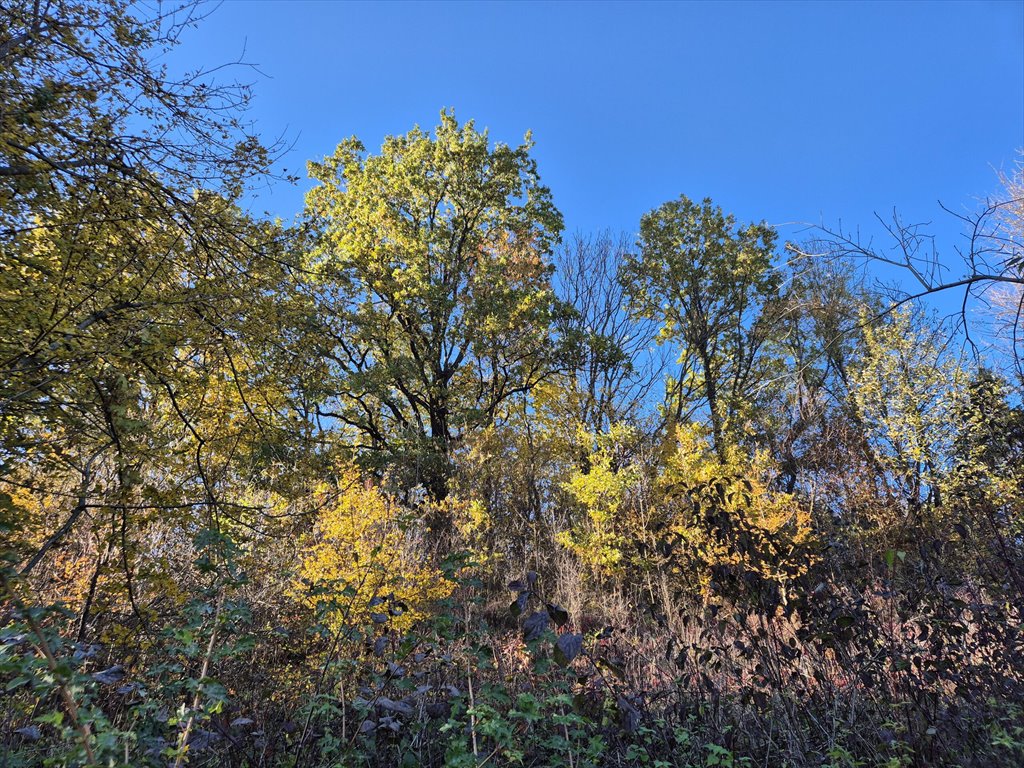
849,307 -> 966,520
621,196 -> 781,458
553,232 -> 664,436
767,247 -> 871,493
0,0 -> 301,616
304,111 -> 563,501
0,0 -> 277,233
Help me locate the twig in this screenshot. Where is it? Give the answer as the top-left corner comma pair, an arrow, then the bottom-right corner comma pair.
468,665 -> 479,759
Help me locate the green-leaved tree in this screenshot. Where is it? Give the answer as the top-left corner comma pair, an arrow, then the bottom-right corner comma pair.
304,111 -> 564,503
621,195 -> 781,458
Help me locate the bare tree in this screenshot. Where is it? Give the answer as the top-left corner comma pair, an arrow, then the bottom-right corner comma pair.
555,231 -> 665,434
787,159 -> 1024,382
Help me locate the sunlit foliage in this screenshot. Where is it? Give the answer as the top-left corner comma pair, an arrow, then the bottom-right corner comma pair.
660,423 -> 816,597
296,464 -> 453,629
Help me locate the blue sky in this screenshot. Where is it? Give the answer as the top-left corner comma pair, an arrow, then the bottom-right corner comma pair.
172,0 -> 1022,257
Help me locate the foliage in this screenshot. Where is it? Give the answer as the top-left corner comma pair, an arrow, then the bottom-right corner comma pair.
558,423 -> 651,577
849,307 -> 967,518
622,196 -> 781,456
660,423 -> 816,598
296,464 -> 454,629
2,6 -> 1023,766
303,110 -> 564,502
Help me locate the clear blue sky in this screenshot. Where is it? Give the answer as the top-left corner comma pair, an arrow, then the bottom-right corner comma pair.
172,0 -> 1023,254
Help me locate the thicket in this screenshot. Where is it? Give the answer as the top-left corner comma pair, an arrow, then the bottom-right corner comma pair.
2,3 -> 1023,767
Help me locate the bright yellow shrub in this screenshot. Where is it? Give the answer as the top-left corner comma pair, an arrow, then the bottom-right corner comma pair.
660,423 -> 816,596
296,464 -> 453,629
557,423 -> 647,576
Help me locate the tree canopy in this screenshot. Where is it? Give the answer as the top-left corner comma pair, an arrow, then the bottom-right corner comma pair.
303,111 -> 564,500
622,195 -> 781,456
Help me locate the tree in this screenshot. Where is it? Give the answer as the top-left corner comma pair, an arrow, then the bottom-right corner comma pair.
765,247 -> 872,493
304,111 -> 563,502
621,196 -> 781,458
557,421 -> 653,578
0,5 -> 316,759
849,306 -> 967,525
0,0 -> 303,632
992,158 -> 1024,384
0,0 -> 285,468
800,156 -> 1024,380
0,0 -> 279,241
945,369 -> 1024,593
296,463 -> 454,630
553,232 -> 664,436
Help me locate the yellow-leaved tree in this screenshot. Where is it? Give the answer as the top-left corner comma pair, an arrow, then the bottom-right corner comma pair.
557,423 -> 653,577
849,306 -> 967,537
